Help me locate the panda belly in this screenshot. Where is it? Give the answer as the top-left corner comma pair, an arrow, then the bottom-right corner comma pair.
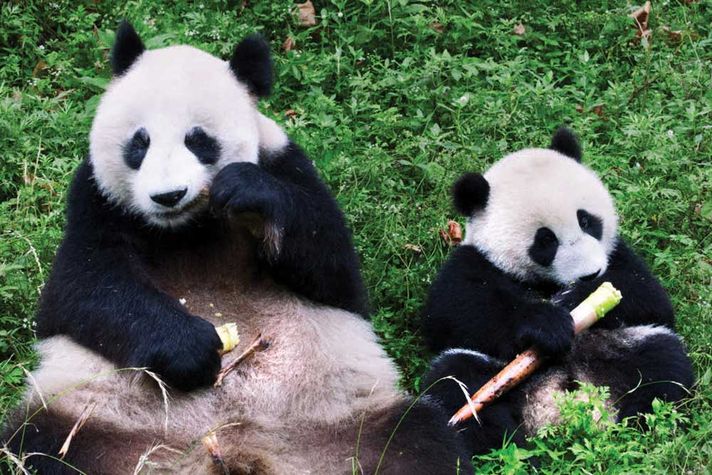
23,230 -> 405,473
518,325 -> 687,435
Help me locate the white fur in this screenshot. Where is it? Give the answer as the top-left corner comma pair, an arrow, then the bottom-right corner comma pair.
90,45 -> 285,228
436,348 -> 504,367
463,148 -> 618,284
619,324 -> 675,344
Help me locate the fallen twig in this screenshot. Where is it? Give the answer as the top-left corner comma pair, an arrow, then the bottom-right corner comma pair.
214,334 -> 270,387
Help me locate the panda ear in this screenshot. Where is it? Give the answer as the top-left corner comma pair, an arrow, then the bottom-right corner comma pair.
111,20 -> 145,76
550,127 -> 582,162
452,173 -> 490,216
229,34 -> 273,98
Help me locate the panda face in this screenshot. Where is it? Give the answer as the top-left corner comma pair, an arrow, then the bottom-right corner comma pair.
90,25 -> 287,228
459,144 -> 618,285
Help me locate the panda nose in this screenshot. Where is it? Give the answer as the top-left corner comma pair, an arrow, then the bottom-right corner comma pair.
150,188 -> 187,208
579,269 -> 601,281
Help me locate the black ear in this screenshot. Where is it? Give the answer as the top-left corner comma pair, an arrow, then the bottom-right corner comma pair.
111,20 -> 145,76
229,34 -> 273,98
550,127 -> 582,162
452,173 -> 490,216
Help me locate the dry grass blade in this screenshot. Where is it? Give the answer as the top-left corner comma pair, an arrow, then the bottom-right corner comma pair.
143,369 -> 171,434
214,334 -> 270,387
58,402 -> 97,459
132,444 -> 183,475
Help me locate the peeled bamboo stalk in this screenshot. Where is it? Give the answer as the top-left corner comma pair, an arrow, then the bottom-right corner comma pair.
448,282 -> 622,426
216,322 -> 240,355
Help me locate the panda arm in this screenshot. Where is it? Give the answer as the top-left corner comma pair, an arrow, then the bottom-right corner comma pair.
35,161 -> 222,391
422,245 -> 574,359
209,142 -> 368,316
554,239 -> 675,329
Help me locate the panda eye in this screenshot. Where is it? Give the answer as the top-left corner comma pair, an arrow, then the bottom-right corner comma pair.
123,127 -> 150,170
185,126 -> 220,165
528,227 -> 559,267
577,209 -> 603,240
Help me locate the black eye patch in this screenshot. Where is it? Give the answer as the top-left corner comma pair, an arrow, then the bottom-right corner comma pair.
185,126 -> 220,165
577,209 -> 603,240
123,127 -> 150,170
528,227 -> 559,267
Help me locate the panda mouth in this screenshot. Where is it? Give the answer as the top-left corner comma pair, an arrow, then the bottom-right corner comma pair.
153,196 -> 205,219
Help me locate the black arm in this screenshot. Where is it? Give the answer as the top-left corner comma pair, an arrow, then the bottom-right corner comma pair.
421,245 -> 574,360
36,161 -> 222,391
553,238 -> 675,330
210,142 -> 369,316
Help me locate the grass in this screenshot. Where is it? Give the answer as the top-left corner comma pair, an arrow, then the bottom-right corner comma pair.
0,0 -> 710,472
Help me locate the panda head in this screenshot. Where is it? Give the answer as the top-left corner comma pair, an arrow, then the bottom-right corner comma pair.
453,128 -> 618,285
90,21 -> 287,228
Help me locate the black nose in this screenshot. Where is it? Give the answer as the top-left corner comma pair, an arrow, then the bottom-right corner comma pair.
579,270 -> 600,281
150,188 -> 187,208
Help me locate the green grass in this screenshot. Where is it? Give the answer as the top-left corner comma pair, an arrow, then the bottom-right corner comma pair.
1,0 -> 710,472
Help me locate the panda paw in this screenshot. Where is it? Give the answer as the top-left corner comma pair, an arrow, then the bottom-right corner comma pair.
210,162 -> 288,228
551,280 -> 599,311
515,302 -> 574,356
139,316 -> 222,392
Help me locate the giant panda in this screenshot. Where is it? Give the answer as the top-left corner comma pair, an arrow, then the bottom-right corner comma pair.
1,22 -> 467,474
421,128 -> 694,456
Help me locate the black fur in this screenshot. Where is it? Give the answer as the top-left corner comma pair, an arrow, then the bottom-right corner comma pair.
358,397 -> 472,474
569,329 -> 694,423
184,126 -> 221,165
1,407 -> 158,474
577,209 -> 603,240
550,126 -> 582,162
452,173 -> 489,216
34,141 -> 367,392
528,227 -> 559,268
229,34 -> 273,97
213,142 -> 369,315
422,245 -> 575,359
123,127 -> 150,169
421,238 -> 692,456
111,21 -> 145,76
423,351 -> 525,455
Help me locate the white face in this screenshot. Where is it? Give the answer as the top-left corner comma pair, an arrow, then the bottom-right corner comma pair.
463,149 -> 618,285
90,45 -> 287,228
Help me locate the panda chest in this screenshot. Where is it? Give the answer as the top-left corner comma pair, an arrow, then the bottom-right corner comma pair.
138,230 -> 394,424
144,229 -> 272,331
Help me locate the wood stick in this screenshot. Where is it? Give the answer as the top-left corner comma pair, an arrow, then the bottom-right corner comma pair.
448,282 -> 622,426
214,334 -> 270,387
202,431 -> 229,475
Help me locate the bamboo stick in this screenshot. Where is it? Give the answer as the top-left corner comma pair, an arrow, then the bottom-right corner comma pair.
448,282 -> 622,426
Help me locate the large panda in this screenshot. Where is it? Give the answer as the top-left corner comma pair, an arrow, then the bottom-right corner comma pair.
421,128 -> 694,455
2,22 -> 467,474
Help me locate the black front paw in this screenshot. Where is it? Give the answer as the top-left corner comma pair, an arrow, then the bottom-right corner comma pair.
515,302 -> 574,356
210,162 -> 289,228
142,316 -> 222,392
551,281 -> 598,311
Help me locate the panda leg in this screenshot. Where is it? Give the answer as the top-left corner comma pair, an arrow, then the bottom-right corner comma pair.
569,325 -> 694,423
422,349 -> 526,455
353,396 -> 471,474
2,406 -> 164,475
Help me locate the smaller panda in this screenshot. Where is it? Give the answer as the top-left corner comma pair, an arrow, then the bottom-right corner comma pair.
421,128 -> 694,455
